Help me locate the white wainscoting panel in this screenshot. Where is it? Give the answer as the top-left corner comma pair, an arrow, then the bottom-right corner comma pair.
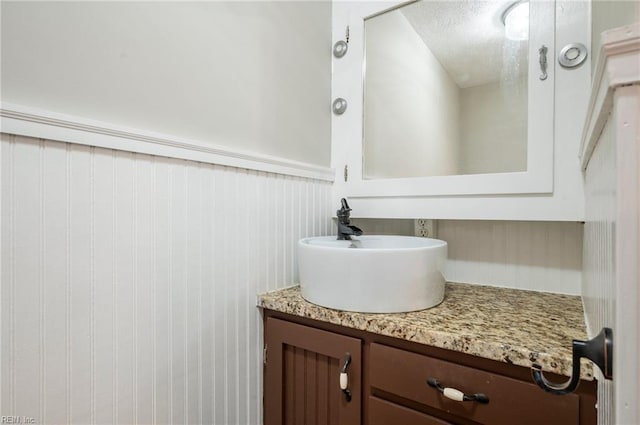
0,133 -> 333,424
438,220 -> 583,295
582,117 -> 616,425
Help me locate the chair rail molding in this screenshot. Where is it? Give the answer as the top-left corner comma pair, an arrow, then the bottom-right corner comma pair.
580,23 -> 640,170
0,102 -> 334,182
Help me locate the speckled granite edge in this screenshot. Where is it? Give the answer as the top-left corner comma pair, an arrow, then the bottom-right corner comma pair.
258,283 -> 593,381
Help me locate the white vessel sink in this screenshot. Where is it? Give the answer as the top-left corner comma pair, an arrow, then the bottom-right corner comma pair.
298,235 -> 447,313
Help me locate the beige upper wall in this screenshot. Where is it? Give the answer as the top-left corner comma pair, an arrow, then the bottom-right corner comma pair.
0,1 -> 332,166
591,0 -> 640,71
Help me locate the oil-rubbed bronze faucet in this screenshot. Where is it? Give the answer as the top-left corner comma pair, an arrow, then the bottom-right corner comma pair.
336,198 -> 363,240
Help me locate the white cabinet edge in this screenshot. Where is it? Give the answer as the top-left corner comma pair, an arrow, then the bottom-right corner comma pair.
580,23 -> 640,170
0,102 -> 335,182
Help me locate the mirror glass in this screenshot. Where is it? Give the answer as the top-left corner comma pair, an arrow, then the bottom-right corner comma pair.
363,0 -> 529,179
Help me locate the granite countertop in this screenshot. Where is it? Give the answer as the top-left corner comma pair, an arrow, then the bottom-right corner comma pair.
258,282 -> 593,380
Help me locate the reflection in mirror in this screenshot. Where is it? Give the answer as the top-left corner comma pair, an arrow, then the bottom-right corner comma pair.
363,0 -> 529,179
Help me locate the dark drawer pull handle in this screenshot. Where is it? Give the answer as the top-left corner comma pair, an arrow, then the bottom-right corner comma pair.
427,378 -> 489,404
340,353 -> 352,402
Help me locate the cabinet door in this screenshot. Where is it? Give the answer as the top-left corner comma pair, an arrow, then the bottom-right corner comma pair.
264,317 -> 361,425
332,1 -> 590,220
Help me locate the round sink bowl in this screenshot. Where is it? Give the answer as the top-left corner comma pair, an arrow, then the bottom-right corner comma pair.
298,235 -> 447,313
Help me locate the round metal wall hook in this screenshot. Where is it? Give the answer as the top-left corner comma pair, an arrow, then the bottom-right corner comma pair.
332,98 -> 348,115
558,43 -> 588,69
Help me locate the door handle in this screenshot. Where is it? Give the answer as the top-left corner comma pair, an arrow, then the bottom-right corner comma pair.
427,378 -> 489,404
340,353 -> 352,402
539,45 -> 548,81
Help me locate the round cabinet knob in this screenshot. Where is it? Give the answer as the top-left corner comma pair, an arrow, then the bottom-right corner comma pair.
332,98 -> 348,115
558,43 -> 588,68
333,40 -> 348,58
565,47 -> 580,60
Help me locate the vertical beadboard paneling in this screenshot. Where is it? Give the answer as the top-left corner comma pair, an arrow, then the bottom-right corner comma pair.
583,118 -> 616,425
199,162 -> 213,425
152,157 -> 171,425
211,164 -> 226,425
352,217 -> 582,294
171,159 -> 184,425
115,150 -> 136,425
0,133 -> 333,424
12,135 -> 42,417
135,155 -> 154,425
41,138 -> 70,424
70,144 -> 93,424
93,147 -> 116,425
437,220 -> 583,294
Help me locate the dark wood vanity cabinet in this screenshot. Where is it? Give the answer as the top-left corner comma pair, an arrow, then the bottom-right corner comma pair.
264,317 -> 362,425
263,311 -> 597,425
369,343 -> 586,425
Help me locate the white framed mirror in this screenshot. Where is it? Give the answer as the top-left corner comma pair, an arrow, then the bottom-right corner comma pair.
333,0 -> 555,197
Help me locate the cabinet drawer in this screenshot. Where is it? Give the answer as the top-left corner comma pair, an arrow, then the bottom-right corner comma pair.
370,343 -> 580,425
370,396 -> 452,425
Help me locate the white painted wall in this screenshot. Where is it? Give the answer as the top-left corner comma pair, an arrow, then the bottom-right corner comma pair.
363,9 -> 460,179
0,1 -> 331,166
0,133 -> 333,424
0,2 -> 334,423
459,78 -> 528,175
